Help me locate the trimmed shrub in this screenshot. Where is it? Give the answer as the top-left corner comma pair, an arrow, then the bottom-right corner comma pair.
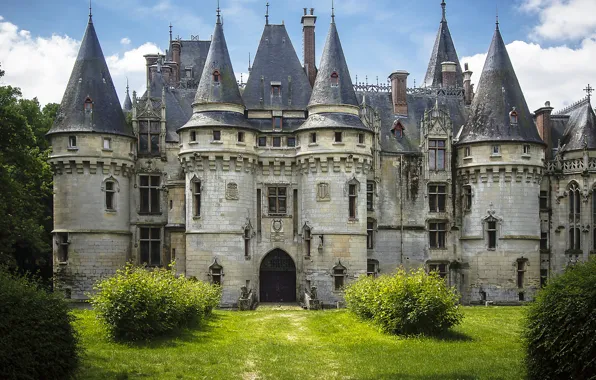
345,268 -> 463,336
0,267 -> 79,380
90,264 -> 221,341
524,258 -> 596,380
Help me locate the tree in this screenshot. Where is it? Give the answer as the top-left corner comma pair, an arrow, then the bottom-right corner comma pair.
0,66 -> 57,278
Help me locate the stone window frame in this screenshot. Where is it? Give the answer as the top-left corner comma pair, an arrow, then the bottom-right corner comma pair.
208,258 -> 224,285
257,136 -> 267,147
310,132 -> 317,145
515,258 -> 529,289
139,226 -> 162,267
491,145 -> 501,156
287,136 -> 296,147
428,139 -> 446,171
139,174 -> 161,215
237,131 -> 245,143
55,232 -> 70,264
272,136 -> 282,148
482,209 -> 503,251
190,130 -> 197,142
101,176 -> 120,212
212,70 -> 221,84
366,181 -> 375,211
428,220 -> 448,249
568,181 -> 581,250
332,261 -> 347,291
367,259 -> 379,278
191,175 -> 203,219
272,116 -> 283,130
330,72 -> 339,87
464,146 -> 471,158
539,190 -> 548,210
302,222 -> 313,257
68,135 -> 77,150
334,131 -> 343,143
267,185 -> 288,216
345,177 -> 361,221
367,218 -> 377,250
212,130 -> 222,142
358,133 -> 365,145
463,184 -> 473,213
138,119 -> 161,156
428,183 -> 447,213
102,137 -> 112,151
427,260 -> 449,282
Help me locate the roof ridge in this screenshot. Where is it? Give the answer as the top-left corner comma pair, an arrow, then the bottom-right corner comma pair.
553,96 -> 590,115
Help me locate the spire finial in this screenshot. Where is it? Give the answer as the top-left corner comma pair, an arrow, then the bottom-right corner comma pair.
584,84 -> 594,101
248,52 -> 252,72
169,23 -> 173,42
496,4 -> 499,30
331,0 -> 335,23
441,1 -> 446,22
126,77 -> 129,94
265,2 -> 269,25
217,0 -> 221,24
89,0 -> 93,22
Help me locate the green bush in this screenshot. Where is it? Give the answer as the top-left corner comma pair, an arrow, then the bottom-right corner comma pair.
90,264 -> 222,341
524,258 -> 596,380
0,267 -> 79,380
345,268 -> 463,336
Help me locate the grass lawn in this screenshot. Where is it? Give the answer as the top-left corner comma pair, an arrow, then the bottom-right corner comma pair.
73,306 -> 526,380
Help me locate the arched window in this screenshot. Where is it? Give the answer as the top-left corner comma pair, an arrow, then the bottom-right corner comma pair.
209,259 -> 223,285
213,70 -> 221,84
332,261 -> 347,291
568,182 -> 581,250
84,96 -> 93,112
330,72 -> 339,87
102,177 -> 119,212
392,120 -> 404,138
509,107 -> 518,125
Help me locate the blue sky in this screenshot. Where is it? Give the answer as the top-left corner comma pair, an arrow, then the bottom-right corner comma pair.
1,0 -> 596,110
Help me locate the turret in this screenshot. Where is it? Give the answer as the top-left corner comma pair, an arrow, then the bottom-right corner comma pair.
47,9 -> 135,299
123,80 -> 132,113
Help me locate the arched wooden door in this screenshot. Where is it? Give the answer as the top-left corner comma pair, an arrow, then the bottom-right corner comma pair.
259,249 -> 296,302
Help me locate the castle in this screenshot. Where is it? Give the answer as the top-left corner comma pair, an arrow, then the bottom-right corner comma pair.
48,2 -> 596,306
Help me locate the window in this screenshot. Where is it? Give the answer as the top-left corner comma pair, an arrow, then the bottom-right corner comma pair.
429,139 -> 446,170
540,232 -> 548,251
304,226 -> 312,257
463,185 -> 472,211
212,130 -> 221,141
272,136 -> 281,147
517,260 -> 526,288
367,181 -> 375,211
523,145 -> 530,155
84,97 -> 93,112
334,132 -> 343,143
105,181 -> 116,211
540,191 -> 548,209
273,117 -> 282,130
237,131 -> 245,143
68,136 -> 77,148
209,260 -> 223,285
138,121 -> 160,155
569,183 -> 581,250
367,260 -> 379,277
358,133 -> 365,144
271,85 -> 281,96
367,218 -> 375,249
258,136 -> 267,147
244,227 -> 251,258
392,121 -> 404,138
464,146 -> 471,157
330,72 -> 339,87
429,184 -> 447,212
332,262 -> 346,291
190,131 -> 197,142
429,263 -> 447,279
349,184 -> 358,219
103,137 -> 111,150
593,194 -> 596,250
287,137 -> 296,147
429,222 -> 446,249
310,133 -> 317,144
140,227 -> 161,266
268,187 -> 287,215
540,269 -> 548,288
139,175 -> 161,214
487,219 -> 497,249
510,108 -> 518,125
57,233 -> 69,263
193,180 -> 201,217
492,145 -> 500,155
213,70 -> 220,83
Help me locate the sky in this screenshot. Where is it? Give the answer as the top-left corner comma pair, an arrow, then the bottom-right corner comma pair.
1,0 -> 596,112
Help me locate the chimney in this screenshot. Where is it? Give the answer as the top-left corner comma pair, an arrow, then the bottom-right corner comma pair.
144,54 -> 160,87
171,39 -> 181,83
463,63 -> 474,105
389,71 -> 409,115
535,101 -> 554,159
441,61 -> 457,87
301,8 -> 317,87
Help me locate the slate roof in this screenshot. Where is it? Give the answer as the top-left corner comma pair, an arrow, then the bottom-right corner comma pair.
48,16 -> 132,137
559,98 -> 596,152
123,88 -> 132,112
423,1 -> 463,88
193,16 -> 244,107
243,24 -> 312,110
175,40 -> 211,87
457,25 -> 544,145
308,20 -> 358,107
358,91 -> 467,154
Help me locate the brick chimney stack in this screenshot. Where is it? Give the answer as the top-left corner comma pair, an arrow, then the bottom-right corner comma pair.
171,39 -> 181,83
535,101 -> 554,159
441,61 -> 457,87
463,62 -> 474,105
301,8 -> 317,87
389,71 -> 409,115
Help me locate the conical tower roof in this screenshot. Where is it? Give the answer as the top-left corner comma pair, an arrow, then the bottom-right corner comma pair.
307,20 -> 358,108
193,14 -> 244,108
560,98 -> 596,152
458,24 -> 543,145
423,1 -> 462,88
123,81 -> 132,112
48,14 -> 132,137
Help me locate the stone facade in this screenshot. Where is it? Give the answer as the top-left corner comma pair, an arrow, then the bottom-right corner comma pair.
48,5 -> 596,306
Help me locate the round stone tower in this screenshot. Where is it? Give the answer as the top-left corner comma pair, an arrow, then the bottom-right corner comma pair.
47,13 -> 135,299
178,10 -> 258,305
296,14 -> 373,303
456,22 -> 545,303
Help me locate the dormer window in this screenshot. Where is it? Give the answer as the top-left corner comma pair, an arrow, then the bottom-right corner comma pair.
271,82 -> 282,97
213,70 -> 221,84
509,107 -> 518,125
392,120 -> 404,138
330,72 -> 339,87
273,117 -> 282,131
84,97 -> 93,112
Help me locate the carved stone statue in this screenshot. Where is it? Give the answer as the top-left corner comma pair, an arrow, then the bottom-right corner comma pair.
309,286 -> 318,300
305,285 -> 321,310
238,285 -> 257,311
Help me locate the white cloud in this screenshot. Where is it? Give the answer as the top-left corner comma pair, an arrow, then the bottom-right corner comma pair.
120,37 -> 131,45
521,0 -> 596,41
0,15 -> 160,106
461,37 -> 596,111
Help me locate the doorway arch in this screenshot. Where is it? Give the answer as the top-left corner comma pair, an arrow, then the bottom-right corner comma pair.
259,249 -> 296,302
